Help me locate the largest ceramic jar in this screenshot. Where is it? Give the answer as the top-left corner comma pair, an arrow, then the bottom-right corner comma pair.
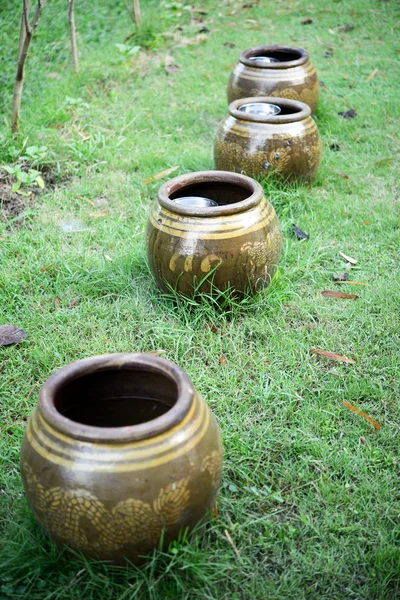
214,97 -> 322,183
20,353 -> 223,564
146,171 -> 282,297
227,45 -> 319,114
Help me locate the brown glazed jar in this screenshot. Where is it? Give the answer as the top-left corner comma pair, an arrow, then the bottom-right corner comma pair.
227,45 -> 319,114
146,171 -> 282,298
214,97 -> 322,183
20,353 -> 223,564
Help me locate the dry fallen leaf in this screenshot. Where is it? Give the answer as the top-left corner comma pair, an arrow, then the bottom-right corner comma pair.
333,272 -> 349,281
339,251 -> 358,264
293,224 -> 310,240
143,166 -> 179,184
219,354 -> 227,365
335,171 -> 350,179
359,436 -> 368,445
321,290 -> 359,299
54,298 -> 60,310
0,325 -> 28,346
338,109 -> 357,119
310,349 -> 356,364
343,400 -> 381,431
334,281 -> 368,286
68,297 -> 80,308
40,263 -> 53,273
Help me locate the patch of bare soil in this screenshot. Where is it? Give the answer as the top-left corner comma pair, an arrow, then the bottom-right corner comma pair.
0,165 -> 59,227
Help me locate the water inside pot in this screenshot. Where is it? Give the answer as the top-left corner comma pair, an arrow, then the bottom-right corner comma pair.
172,196 -> 219,208
248,56 -> 280,65
239,102 -> 281,116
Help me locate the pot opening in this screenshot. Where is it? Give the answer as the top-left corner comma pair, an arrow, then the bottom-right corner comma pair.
248,47 -> 303,63
53,367 -> 178,428
273,103 -> 303,116
170,181 -> 251,206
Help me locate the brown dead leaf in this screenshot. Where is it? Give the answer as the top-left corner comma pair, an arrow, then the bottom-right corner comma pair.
205,323 -> 219,333
40,263 -> 53,273
339,251 -> 358,264
54,298 -> 60,310
366,68 -> 379,82
219,354 -> 227,365
321,290 -> 359,299
146,350 -> 167,356
0,325 -> 28,346
212,502 -> 218,518
335,171 -> 350,179
310,349 -> 356,364
343,400 -> 381,431
359,436 -> 368,445
68,297 -> 80,308
143,166 -> 179,184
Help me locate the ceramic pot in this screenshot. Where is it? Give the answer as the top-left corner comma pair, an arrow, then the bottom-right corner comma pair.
146,171 -> 282,297
227,45 -> 319,113
20,353 -> 223,564
214,97 -> 322,182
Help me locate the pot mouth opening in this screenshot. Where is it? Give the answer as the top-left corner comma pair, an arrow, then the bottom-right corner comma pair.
240,45 -> 308,69
229,97 -> 311,123
158,171 -> 263,217
39,354 -> 194,443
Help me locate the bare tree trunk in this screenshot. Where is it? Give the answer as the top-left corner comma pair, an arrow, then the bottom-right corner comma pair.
68,0 -> 79,73
11,0 -> 47,133
132,0 -> 141,27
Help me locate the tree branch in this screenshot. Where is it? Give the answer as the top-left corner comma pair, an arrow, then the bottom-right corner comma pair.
68,0 -> 79,73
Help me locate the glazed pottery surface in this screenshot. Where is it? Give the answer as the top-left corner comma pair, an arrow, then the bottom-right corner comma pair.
227,45 -> 319,114
146,171 -> 282,297
214,97 -> 322,182
20,354 -> 223,564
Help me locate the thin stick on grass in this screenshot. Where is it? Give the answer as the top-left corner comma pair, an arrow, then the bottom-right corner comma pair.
224,529 -> 241,558
11,0 -> 47,132
68,0 -> 79,73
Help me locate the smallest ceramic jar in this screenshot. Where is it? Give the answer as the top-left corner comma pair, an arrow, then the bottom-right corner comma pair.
214,97 -> 322,183
227,45 -> 319,114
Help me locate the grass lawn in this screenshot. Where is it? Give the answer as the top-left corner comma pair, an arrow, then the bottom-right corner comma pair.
0,0 -> 399,598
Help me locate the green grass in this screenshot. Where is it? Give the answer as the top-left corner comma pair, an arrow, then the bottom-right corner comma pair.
1,0 -> 399,598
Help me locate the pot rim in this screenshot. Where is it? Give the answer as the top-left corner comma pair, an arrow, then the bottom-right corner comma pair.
158,170 -> 263,217
229,97 -> 311,124
38,353 -> 195,443
239,45 -> 308,69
